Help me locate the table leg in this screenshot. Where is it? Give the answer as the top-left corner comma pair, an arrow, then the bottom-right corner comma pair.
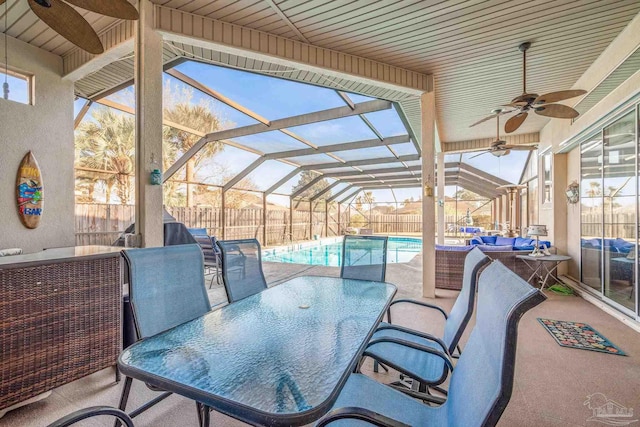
540,262 -> 561,291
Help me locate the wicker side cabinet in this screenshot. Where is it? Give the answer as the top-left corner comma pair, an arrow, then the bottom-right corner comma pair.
0,247 -> 122,413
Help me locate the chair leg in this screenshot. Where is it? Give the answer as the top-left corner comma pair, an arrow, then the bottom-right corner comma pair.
372,360 -> 389,373
196,403 -> 211,427
114,377 -> 133,427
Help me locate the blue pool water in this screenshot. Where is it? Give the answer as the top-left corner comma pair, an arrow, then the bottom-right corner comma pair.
262,237 -> 422,266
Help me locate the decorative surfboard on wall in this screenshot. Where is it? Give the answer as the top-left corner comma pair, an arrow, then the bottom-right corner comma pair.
16,151 -> 44,229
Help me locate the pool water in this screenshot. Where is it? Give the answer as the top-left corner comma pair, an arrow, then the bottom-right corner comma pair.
262,237 -> 422,267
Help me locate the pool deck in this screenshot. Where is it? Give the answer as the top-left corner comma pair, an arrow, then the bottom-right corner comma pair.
2,254 -> 640,426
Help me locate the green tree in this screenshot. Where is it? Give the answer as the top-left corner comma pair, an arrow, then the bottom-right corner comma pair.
163,88 -> 225,206
75,109 -> 135,204
355,191 -> 375,211
291,171 -> 331,207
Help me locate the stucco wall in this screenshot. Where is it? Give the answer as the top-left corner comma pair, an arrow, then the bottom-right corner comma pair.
0,37 -> 74,253
537,11 -> 640,281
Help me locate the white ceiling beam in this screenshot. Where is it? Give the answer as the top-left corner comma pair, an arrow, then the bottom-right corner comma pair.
165,99 -> 392,180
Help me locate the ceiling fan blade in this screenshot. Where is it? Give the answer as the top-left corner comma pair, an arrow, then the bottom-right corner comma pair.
469,115 -> 496,127
469,151 -> 489,159
505,112 -> 528,133
502,145 -> 538,151
63,0 -> 139,20
535,103 -> 579,119
534,90 -> 587,104
28,0 -> 104,54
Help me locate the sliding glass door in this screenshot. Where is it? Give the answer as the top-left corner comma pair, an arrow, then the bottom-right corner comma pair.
580,108 -> 637,316
602,111 -> 636,311
581,136 -> 603,291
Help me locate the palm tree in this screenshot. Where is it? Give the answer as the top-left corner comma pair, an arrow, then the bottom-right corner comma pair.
76,109 -> 135,204
164,102 -> 224,206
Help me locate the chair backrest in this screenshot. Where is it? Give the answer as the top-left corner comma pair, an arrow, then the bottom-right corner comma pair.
217,238 -> 267,303
340,235 -> 388,282
123,244 -> 212,339
445,261 -> 545,427
442,247 -> 490,353
187,227 -> 208,236
188,226 -> 220,263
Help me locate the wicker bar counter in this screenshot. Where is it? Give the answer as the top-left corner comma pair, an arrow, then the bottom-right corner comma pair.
0,246 -> 123,413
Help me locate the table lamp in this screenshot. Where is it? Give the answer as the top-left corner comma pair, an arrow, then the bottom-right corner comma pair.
527,225 -> 548,257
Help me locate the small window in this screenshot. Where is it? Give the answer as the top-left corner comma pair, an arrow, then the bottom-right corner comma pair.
541,152 -> 552,205
1,67 -> 33,105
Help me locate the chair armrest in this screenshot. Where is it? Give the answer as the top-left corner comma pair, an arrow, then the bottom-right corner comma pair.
47,407 -> 134,427
387,299 -> 448,324
375,324 -> 450,356
365,337 -> 454,372
316,406 -> 411,427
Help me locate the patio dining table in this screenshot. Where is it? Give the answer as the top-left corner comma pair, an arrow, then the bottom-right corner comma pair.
118,275 -> 396,427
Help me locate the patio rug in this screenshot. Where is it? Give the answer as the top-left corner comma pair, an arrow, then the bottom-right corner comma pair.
537,318 -> 626,356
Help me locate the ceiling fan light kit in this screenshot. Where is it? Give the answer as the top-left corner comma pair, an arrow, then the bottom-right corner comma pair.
469,114 -> 537,158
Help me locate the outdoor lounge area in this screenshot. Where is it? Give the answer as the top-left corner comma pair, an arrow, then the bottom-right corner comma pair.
3,1 -> 640,426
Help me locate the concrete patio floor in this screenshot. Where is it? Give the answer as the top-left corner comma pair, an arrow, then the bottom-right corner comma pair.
1,256 -> 639,427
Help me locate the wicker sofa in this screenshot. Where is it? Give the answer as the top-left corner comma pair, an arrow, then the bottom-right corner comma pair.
435,245 -> 553,290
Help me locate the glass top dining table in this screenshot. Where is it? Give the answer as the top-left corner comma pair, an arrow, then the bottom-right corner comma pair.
118,275 -> 396,426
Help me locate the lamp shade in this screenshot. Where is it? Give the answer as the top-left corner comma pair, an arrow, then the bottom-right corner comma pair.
527,224 -> 548,237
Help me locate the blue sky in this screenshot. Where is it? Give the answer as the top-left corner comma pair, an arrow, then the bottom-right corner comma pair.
73,60 -> 531,205
1,73 -> 29,104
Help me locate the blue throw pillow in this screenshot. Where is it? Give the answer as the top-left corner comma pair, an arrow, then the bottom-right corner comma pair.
470,237 -> 483,245
495,236 -> 516,246
514,237 -> 534,247
480,235 -> 497,245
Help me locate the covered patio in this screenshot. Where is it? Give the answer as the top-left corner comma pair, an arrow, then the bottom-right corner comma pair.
2,1 -> 640,426
2,259 -> 640,427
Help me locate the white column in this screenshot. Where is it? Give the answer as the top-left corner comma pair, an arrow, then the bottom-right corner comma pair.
134,0 -> 164,247
436,152 -> 445,245
421,92 -> 436,298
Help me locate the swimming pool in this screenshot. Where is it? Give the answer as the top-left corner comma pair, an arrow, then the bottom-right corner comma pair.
262,237 -> 422,266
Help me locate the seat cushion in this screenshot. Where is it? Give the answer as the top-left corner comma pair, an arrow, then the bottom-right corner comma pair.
366,324 -> 448,385
325,374 -> 444,427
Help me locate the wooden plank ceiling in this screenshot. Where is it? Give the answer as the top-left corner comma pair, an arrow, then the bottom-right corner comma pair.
3,0 -> 639,144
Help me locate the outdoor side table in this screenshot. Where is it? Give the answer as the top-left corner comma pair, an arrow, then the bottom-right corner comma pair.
516,254 -> 572,291
118,276 -> 396,427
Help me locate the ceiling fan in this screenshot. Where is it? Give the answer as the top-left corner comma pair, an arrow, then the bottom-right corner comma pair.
470,113 -> 537,158
0,0 -> 139,54
471,42 -> 587,134
502,42 -> 587,133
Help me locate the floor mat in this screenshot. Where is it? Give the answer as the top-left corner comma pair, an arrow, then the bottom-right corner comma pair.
537,318 -> 626,356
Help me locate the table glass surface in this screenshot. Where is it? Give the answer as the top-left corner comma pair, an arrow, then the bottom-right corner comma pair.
119,276 -> 396,423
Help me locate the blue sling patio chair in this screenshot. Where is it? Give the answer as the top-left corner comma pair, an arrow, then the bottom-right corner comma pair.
341,235 -> 389,282
187,227 -> 223,288
117,244 -> 212,427
365,247 -> 490,398
48,407 -> 134,427
315,261 -> 546,426
217,238 -> 268,303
